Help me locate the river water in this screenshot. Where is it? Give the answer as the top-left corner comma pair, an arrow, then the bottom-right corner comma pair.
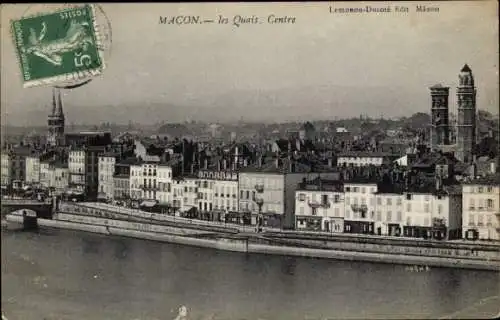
1,228 -> 499,320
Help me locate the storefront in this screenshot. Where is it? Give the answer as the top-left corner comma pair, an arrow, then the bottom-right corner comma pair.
465,228 -> 479,241
295,216 -> 322,231
263,213 -> 282,228
403,226 -> 435,239
344,220 -> 374,234
323,218 -> 344,233
387,223 -> 402,236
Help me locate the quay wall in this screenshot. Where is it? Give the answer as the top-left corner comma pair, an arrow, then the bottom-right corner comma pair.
56,213 -> 215,236
58,202 -> 243,234
263,234 -> 500,262
267,230 -> 500,251
4,214 -> 499,271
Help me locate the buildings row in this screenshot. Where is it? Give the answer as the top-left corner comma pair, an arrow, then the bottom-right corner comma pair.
2,143 -> 499,241
295,176 -> 499,241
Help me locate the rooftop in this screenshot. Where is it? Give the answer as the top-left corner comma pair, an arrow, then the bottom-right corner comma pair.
461,64 -> 472,73
430,83 -> 450,90
338,151 -> 397,158
463,173 -> 500,186
297,178 -> 343,192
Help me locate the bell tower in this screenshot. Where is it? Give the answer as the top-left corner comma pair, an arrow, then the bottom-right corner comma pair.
456,64 -> 476,164
47,88 -> 66,147
429,84 -> 450,150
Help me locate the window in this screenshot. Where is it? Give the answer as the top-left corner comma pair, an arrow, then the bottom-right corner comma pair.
397,211 -> 402,222
406,194 -> 412,200
406,203 -> 411,212
478,214 -> 484,226
469,198 -> 475,209
345,187 -> 351,192
387,211 -> 392,221
406,217 -> 412,225
424,217 -> 430,226
377,198 -> 382,205
437,204 -> 443,214
345,197 -> 350,205
299,206 -> 304,214
345,210 -> 350,219
240,190 -> 244,199
424,204 -> 430,213
353,187 -> 359,192
376,211 -> 381,221
487,186 -> 493,193
361,187 -> 366,194
478,187 -> 483,193
334,195 -> 340,203
246,191 -> 250,199
387,198 -> 392,206
468,214 -> 475,226
478,199 -> 484,210
487,199 -> 494,210
486,214 -> 492,226
322,194 -> 328,205
396,198 -> 402,206
334,207 -> 340,217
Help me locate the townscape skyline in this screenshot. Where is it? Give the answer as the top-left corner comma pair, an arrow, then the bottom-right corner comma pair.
1,2 -> 498,126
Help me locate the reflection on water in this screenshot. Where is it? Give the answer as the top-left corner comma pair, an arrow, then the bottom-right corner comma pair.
1,228 -> 499,320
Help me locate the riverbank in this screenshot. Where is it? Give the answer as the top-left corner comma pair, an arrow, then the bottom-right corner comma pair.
4,213 -> 500,271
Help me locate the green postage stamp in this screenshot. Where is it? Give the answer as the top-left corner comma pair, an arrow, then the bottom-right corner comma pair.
11,4 -> 105,88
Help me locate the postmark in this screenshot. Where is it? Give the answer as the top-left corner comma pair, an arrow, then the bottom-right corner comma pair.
11,4 -> 108,88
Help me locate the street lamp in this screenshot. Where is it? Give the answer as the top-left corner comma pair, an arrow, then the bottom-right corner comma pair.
255,196 -> 264,232
254,183 -> 265,232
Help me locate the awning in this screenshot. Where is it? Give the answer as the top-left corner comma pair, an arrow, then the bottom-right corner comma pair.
140,200 -> 157,207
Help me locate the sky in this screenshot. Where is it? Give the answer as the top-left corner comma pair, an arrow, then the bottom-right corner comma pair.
1,1 -> 498,126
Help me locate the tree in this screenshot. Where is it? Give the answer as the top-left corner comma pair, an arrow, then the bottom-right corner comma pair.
404,112 -> 431,132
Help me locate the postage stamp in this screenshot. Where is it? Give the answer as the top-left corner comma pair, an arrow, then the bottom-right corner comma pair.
11,4 -> 106,88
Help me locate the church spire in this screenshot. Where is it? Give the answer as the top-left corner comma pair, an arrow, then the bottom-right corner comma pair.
55,88 -> 64,117
51,87 -> 57,116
